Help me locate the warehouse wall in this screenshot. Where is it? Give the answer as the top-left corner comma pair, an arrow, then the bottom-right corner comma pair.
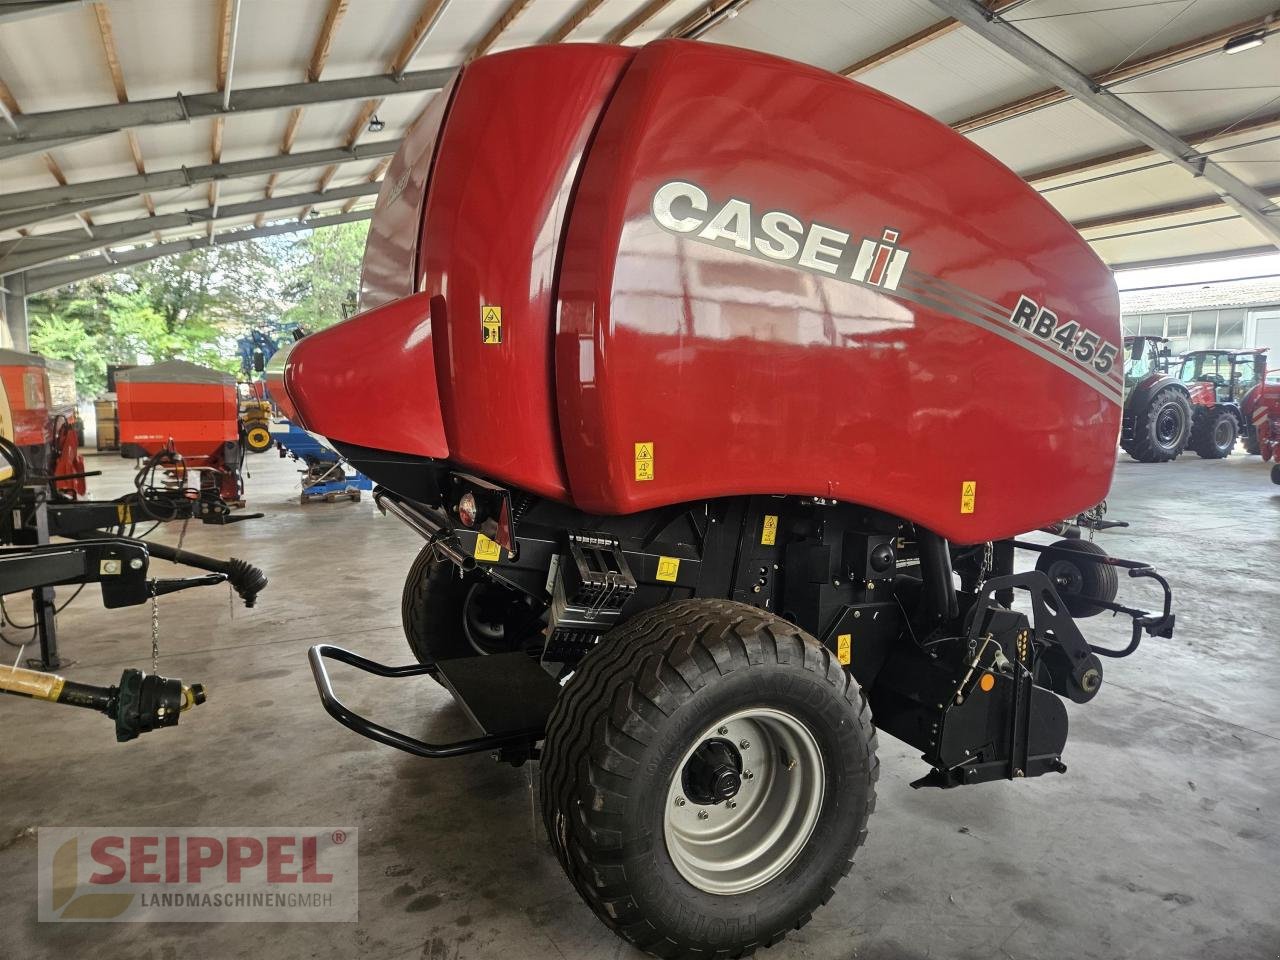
1121,306 -> 1256,352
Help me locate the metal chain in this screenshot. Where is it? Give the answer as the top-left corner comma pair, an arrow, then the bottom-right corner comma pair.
150,579 -> 160,674
977,541 -> 994,586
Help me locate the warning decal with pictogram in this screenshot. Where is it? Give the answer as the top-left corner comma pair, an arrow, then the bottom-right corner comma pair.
481,305 -> 502,344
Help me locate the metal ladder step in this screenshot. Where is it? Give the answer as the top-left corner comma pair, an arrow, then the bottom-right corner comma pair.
435,651 -> 561,738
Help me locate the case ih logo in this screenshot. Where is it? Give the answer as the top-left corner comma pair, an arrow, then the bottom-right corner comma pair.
651,180 -> 909,292
852,228 -> 909,290
37,827 -> 357,922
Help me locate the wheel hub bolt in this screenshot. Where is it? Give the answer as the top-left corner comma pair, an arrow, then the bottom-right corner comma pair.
674,797 -> 686,807
717,726 -> 728,735
726,800 -> 737,809
697,810 -> 709,821
739,739 -> 750,750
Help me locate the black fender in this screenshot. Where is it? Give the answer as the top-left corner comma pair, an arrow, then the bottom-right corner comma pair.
1125,373 -> 1189,414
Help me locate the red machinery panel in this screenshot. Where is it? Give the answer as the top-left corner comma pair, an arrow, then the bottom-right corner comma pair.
286,42 -> 1121,545
284,293 -> 448,457
418,45 -> 633,500
116,360 -> 238,458
0,348 -> 51,449
555,41 -> 1121,542
358,74 -> 457,312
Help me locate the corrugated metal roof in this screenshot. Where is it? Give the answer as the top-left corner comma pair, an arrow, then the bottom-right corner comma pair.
0,0 -> 1277,283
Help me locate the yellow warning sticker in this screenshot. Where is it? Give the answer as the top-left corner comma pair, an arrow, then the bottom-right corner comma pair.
837,633 -> 852,665
481,305 -> 502,345
473,533 -> 502,563
656,556 -> 680,582
116,503 -> 132,524
761,514 -> 778,546
634,441 -> 654,482
960,480 -> 977,515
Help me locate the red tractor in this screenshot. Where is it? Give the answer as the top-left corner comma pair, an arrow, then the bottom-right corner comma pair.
1175,348 -> 1270,459
1120,335 -> 1192,462
276,41 -> 1174,959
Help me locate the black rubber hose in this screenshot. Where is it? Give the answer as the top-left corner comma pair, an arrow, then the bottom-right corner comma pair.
56,531 -> 268,608
138,542 -> 268,609
917,529 -> 960,624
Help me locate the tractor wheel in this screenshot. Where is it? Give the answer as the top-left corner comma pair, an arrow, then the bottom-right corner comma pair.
1036,538 -> 1118,618
400,544 -> 541,671
540,599 -> 878,959
1190,407 -> 1238,459
244,425 -> 273,453
1122,387 -> 1192,462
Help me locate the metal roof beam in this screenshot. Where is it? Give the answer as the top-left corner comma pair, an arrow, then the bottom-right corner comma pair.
1025,111 -> 1280,187
930,0 -> 1280,251
840,0 -> 1020,78
1072,181 -> 1280,234
0,140 -> 399,215
0,193 -> 133,232
0,66 -> 455,159
606,0 -> 677,44
0,181 -> 379,274
20,209 -> 372,295
952,8 -> 1280,135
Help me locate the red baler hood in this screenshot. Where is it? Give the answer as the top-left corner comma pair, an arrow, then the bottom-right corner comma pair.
285,41 -> 1122,543
285,292 -> 448,458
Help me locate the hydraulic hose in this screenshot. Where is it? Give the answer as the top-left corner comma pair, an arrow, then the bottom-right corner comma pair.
138,542 -> 268,608
57,531 -> 268,608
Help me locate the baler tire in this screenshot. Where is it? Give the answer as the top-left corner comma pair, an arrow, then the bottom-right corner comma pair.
1036,538 -> 1119,618
400,544 -> 538,671
1243,434 -> 1261,456
1190,407 -> 1238,459
1272,463 -> 1280,486
1122,387 -> 1191,462
539,599 -> 878,960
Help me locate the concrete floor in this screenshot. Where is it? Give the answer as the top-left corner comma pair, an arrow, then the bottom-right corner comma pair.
1,448 -> 1278,960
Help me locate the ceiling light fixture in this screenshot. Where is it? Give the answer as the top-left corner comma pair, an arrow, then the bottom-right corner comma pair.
368,115 -> 386,133
1223,29 -> 1266,54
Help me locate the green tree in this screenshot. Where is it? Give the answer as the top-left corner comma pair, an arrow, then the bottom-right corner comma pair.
26,218 -> 368,397
282,219 -> 368,332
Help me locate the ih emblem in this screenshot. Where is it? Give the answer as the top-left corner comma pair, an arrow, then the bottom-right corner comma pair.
851,228 -> 910,291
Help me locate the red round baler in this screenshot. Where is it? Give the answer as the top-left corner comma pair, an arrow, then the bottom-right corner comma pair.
282,41 -> 1176,960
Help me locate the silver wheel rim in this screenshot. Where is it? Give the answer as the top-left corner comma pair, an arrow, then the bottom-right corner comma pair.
664,707 -> 824,896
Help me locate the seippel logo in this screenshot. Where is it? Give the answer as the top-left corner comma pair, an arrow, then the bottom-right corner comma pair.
50,838 -> 135,920
650,180 -> 911,291
38,827 -> 358,923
